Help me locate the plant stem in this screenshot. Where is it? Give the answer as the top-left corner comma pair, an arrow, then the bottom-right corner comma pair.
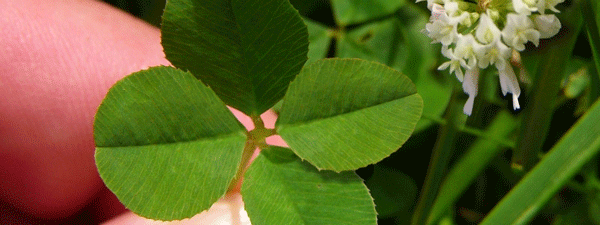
583,0 -> 600,76
411,87 -> 466,225
582,0 -> 600,101
511,2 -> 583,171
227,115 -> 277,192
228,136 -> 258,193
460,126 -> 515,148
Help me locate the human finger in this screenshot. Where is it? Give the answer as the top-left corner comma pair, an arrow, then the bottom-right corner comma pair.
0,0 -> 168,219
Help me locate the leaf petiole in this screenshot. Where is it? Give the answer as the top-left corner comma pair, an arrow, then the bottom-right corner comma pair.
228,115 -> 277,193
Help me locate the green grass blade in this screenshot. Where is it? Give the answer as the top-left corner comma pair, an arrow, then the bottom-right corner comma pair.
583,0 -> 600,80
512,2 -> 584,170
481,99 -> 600,225
427,111 -> 518,225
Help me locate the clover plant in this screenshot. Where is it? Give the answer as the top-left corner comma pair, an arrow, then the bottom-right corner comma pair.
93,0 -> 423,223
96,0 -> 600,224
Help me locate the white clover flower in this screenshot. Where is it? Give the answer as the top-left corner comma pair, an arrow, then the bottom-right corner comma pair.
537,0 -> 564,14
477,40 -> 511,70
502,13 -> 540,51
534,14 -> 561,38
444,1 -> 471,25
475,13 -> 501,45
416,0 -> 446,10
454,34 -> 480,70
438,46 -> 467,81
475,14 -> 511,70
444,1 -> 460,15
513,0 -> 538,15
417,0 -> 563,115
425,4 -> 461,45
498,62 -> 521,110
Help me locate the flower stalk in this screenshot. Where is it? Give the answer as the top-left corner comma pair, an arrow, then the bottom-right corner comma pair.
411,86 -> 467,225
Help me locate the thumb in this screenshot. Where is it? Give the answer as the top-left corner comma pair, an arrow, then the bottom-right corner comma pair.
0,0 -> 168,219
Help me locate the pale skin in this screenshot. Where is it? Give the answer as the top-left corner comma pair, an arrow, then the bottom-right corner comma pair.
0,0 -> 284,223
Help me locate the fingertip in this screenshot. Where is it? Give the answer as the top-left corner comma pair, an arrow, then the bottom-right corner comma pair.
102,193 -> 250,225
0,0 -> 169,218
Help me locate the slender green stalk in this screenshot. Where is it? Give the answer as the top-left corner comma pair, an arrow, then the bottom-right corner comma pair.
228,137 -> 258,192
511,3 -> 583,171
583,0 -> 600,79
228,116 -> 275,192
411,87 -> 466,225
582,0 -> 600,100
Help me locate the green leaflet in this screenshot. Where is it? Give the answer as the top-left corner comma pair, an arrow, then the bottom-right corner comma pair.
367,165 -> 418,218
277,59 -> 423,171
336,6 -> 451,132
304,17 -> 332,66
94,67 -> 247,220
242,147 -> 377,225
161,0 -> 309,116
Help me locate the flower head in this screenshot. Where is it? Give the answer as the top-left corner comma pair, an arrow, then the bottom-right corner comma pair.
418,0 -> 563,115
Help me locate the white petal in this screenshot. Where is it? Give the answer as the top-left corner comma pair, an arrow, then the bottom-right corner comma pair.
464,95 -> 475,116
455,34 -> 480,69
537,0 -> 565,14
462,68 -> 479,116
512,0 -> 537,15
462,68 -> 479,98
426,0 -> 445,10
425,9 -> 458,45
526,30 -> 541,47
475,14 -> 501,44
444,2 -> 458,15
453,64 -> 465,82
493,42 -> 512,70
534,14 -> 561,39
512,94 -> 521,110
440,45 -> 454,58
499,71 -> 509,96
431,4 -> 446,21
476,45 -> 492,69
498,62 -> 521,98
438,61 -> 451,70
501,13 -> 539,51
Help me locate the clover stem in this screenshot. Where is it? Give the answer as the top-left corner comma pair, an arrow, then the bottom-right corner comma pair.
227,138 -> 258,193
227,115 -> 277,193
512,4 -> 583,171
411,86 -> 466,225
